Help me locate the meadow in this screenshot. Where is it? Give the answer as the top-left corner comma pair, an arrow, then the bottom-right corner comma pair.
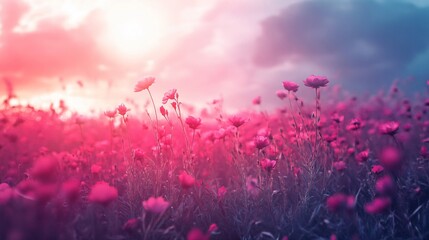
0,76 -> 428,240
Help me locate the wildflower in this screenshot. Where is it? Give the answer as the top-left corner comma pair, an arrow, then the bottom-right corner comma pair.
276,90 -> 288,100
91,164 -> 102,174
185,116 -> 201,129
179,172 -> 195,189
117,104 -> 130,116
346,119 -> 361,131
123,218 -> 141,233
142,196 -> 170,214
88,181 -> 118,205
208,223 -> 218,233
364,197 -> 391,214
254,135 -> 270,149
333,161 -> 346,171
304,75 -> 329,89
379,121 -> 399,135
371,165 -> 384,174
134,76 -> 155,92
326,193 -> 355,213
375,175 -> 395,195
380,147 -> 402,170
104,109 -> 117,118
228,115 -> 246,128
260,158 -> 277,172
252,96 -> 261,105
187,228 -> 209,240
217,186 -> 227,201
61,179 -> 80,203
283,81 -> 299,92
32,156 -> 58,182
356,149 -> 370,163
162,89 -> 177,104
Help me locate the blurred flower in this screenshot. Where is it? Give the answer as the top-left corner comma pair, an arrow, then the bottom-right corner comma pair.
375,175 -> 395,195
208,223 -> 218,233
104,109 -> 117,118
162,89 -> 177,104
187,228 -> 209,240
0,183 -> 13,205
346,119 -> 362,131
142,196 -> 170,214
333,161 -> 346,171
229,115 -> 246,128
32,156 -> 58,182
179,172 -> 195,189
252,96 -> 261,105
254,135 -> 270,150
379,121 -> 399,135
217,186 -> 227,201
117,103 -> 130,116
88,181 -> 118,205
186,116 -> 201,129
304,75 -> 329,89
246,177 -> 260,196
276,90 -> 288,100
380,147 -> 402,170
134,77 -> 155,92
283,81 -> 299,92
260,158 -> 277,172
61,179 -> 80,203
365,197 -> 391,214
123,218 -> 141,233
326,193 -> 355,213
91,164 -> 102,174
160,106 -> 168,117
356,149 -> 370,163
371,165 -> 384,174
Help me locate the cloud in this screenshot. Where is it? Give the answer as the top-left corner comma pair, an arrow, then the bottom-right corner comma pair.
253,0 -> 429,92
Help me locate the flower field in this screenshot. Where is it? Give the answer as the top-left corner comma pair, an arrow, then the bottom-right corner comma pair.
1,76 -> 429,240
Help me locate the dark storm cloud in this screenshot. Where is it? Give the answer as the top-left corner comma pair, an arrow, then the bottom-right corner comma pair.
254,0 -> 429,91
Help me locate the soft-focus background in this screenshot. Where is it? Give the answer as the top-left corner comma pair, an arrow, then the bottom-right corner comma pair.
0,0 -> 428,113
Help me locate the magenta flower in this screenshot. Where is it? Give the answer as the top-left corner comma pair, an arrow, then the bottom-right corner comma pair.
0,183 -> 13,205
375,175 -> 395,195
117,103 -> 130,116
365,197 -> 391,214
104,109 -> 117,118
88,181 -> 118,205
229,115 -> 246,128
371,165 -> 384,174
162,89 -> 177,104
276,90 -> 288,100
185,116 -> 201,129
304,75 -> 329,89
379,121 -> 399,135
333,161 -> 346,171
179,172 -> 195,189
142,196 -> 170,214
252,96 -> 261,105
380,147 -> 402,170
254,135 -> 270,150
356,149 -> 370,163
326,193 -> 355,213
134,76 -> 155,92
282,81 -> 299,92
260,158 -> 277,172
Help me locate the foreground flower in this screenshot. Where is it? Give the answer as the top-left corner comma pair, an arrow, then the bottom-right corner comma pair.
371,165 -> 384,174
282,81 -> 299,92
134,76 -> 155,92
185,116 -> 201,129
142,196 -> 170,214
304,75 -> 329,88
179,172 -> 195,189
379,121 -> 399,135
356,149 -> 370,163
88,181 -> 118,205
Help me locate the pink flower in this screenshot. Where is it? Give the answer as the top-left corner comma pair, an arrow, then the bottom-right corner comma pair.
333,161 -> 346,171
276,90 -> 288,100
254,135 -> 270,149
282,81 -> 299,92
260,158 -> 277,172
208,223 -> 218,233
364,197 -> 391,214
187,228 -> 209,240
160,106 -> 168,117
185,116 -> 201,129
346,119 -> 361,131
142,196 -> 170,214
380,147 -> 402,170
32,156 -> 58,181
326,193 -> 355,213
179,172 -> 195,189
375,175 -> 395,195
162,89 -> 177,104
371,165 -> 384,174
229,115 -> 246,128
88,181 -> 118,205
379,121 -> 399,135
252,96 -> 261,105
61,179 -> 80,203
104,109 -> 117,118
134,77 -> 155,92
123,218 -> 141,232
356,149 -> 370,163
303,75 -> 329,89
116,104 -> 129,116
91,164 -> 102,174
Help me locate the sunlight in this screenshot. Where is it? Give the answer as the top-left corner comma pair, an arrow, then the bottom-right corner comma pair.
99,2 -> 168,60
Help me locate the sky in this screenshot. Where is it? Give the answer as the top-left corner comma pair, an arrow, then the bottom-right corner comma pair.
0,0 -> 428,114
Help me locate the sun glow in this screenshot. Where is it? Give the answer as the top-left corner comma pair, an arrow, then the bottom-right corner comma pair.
99,2 -> 168,59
